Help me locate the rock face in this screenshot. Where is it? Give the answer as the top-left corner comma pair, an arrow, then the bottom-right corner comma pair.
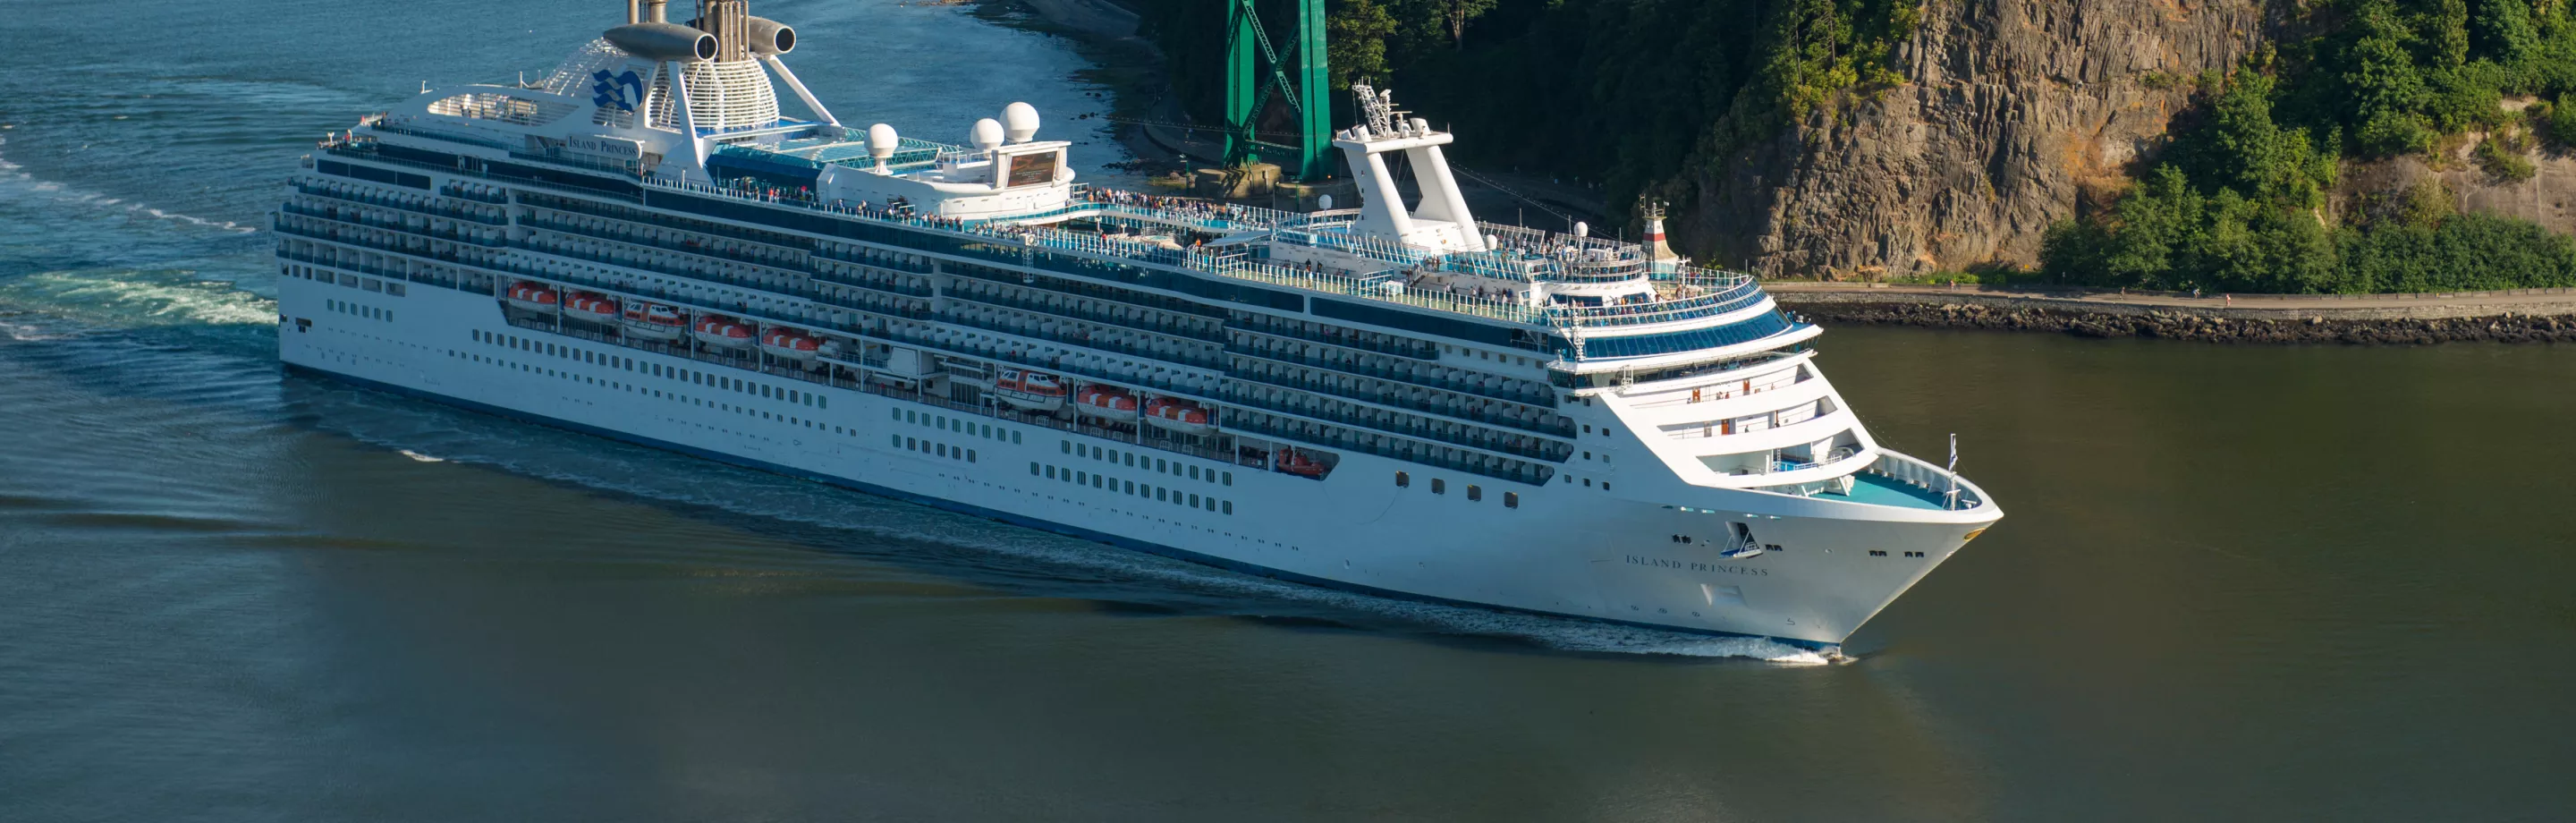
1684,0 -> 2269,278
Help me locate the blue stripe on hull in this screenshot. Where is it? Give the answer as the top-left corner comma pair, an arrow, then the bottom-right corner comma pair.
282,362 -> 1835,651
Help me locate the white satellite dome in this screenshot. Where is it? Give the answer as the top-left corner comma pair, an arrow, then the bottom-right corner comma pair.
970,118 -> 1004,151
1002,102 -> 1039,143
866,123 -> 898,169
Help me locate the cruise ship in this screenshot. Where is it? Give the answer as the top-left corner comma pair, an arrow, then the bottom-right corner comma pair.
271,0 -> 2000,651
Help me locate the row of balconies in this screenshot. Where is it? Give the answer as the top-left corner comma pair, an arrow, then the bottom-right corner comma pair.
1224,356 -> 1575,438
1218,409 -> 1553,486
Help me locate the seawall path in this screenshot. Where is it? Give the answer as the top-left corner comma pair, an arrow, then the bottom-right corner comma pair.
1765,283 -> 2576,344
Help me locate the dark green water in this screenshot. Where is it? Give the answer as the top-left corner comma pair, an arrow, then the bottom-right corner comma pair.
4,1 -> 2574,819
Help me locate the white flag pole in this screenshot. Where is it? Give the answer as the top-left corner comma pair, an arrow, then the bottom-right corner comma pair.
1945,434 -> 1961,510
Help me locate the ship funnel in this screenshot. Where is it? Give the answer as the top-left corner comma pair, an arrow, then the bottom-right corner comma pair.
746,16 -> 796,55
1002,102 -> 1039,143
970,118 -> 1004,151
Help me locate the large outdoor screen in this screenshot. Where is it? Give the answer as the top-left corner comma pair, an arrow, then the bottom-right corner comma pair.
1006,151 -> 1059,188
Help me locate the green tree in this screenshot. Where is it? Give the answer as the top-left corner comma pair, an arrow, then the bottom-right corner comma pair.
2471,0 -> 2538,65
2345,0 -> 2436,156
2182,65 -> 2338,208
1326,0 -> 1400,90
2438,0 -> 2472,67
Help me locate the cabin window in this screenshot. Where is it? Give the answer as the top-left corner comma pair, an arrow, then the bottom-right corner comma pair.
1395,471 -> 1410,488
1156,488 -> 1167,501
1124,454 -> 1136,467
1030,462 -> 1040,476
1124,480 -> 1136,494
1504,492 -> 1520,509
1467,485 -> 1483,502
1431,479 -> 1446,495
1188,466 -> 1200,480
1156,459 -> 1169,472
1221,501 -> 1233,514
893,409 -> 902,420
1013,431 -> 1022,445
1189,494 -> 1200,507
1221,471 -> 1233,486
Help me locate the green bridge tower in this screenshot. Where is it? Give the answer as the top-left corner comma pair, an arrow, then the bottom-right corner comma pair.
1224,0 -> 1332,182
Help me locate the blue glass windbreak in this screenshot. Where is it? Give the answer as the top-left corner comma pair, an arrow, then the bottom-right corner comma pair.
1563,310 -> 1795,359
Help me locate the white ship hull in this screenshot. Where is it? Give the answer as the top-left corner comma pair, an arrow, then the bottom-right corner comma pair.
277,279 -> 1990,647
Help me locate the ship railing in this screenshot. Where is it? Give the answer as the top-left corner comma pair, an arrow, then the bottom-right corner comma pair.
812,246 -> 937,275
292,182 -> 508,225
369,123 -> 514,151
1217,411 -> 1552,487
947,260 -> 1234,321
933,310 -> 1231,370
1224,343 -> 1556,406
1539,278 -> 1768,328
1214,386 -> 1563,462
1866,451 -> 1987,510
522,215 -> 811,273
809,266 -> 937,299
945,287 -> 1229,344
276,250 -> 413,284
521,191 -> 817,253
1224,321 -> 1442,361
1203,259 -> 1546,323
277,207 -> 507,247
438,183 -> 512,205
1221,365 -> 1575,437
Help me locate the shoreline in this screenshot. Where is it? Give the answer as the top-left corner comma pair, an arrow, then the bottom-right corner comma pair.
1767,284 -> 2576,344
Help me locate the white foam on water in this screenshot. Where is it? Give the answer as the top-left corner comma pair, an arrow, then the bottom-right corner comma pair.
0,318 -> 75,342
399,450 -> 445,463
2,270 -> 278,328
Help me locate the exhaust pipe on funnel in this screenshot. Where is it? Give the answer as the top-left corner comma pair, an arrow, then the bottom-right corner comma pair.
746,16 -> 795,55
605,21 -> 716,62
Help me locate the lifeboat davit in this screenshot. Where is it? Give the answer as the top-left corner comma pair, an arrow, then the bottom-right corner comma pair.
621,301 -> 686,341
564,292 -> 620,325
504,282 -> 560,314
691,314 -> 755,349
1275,446 -> 1330,479
1143,396 -> 1215,434
992,368 -> 1068,412
1073,384 -> 1138,417
760,327 -> 821,361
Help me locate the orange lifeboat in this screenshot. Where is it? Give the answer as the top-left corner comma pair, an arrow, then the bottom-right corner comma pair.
504,281 -> 560,314
1275,446 -> 1331,479
993,368 -> 1068,412
1143,396 -> 1214,434
1074,384 -> 1138,417
564,292 -> 620,324
760,326 -> 821,361
621,301 -> 686,341
691,314 -> 754,349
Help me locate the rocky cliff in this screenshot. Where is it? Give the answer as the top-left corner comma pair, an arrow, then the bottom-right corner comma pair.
1688,0 -> 2272,278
